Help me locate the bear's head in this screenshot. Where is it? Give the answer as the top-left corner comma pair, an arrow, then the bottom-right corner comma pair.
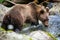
37,5 -> 49,27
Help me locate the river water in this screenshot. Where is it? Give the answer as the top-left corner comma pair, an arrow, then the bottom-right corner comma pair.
47,15 -> 60,40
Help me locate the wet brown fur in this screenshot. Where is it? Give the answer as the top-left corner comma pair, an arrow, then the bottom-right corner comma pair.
1,2 -> 49,31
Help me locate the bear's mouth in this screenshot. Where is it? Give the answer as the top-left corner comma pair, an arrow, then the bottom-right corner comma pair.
42,19 -> 49,27
44,21 -> 48,27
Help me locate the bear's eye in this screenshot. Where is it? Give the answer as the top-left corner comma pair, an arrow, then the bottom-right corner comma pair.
40,10 -> 45,14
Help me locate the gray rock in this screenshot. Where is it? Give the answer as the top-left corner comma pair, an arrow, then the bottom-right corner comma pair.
29,30 -> 54,40
0,4 -> 8,22
0,30 -> 54,40
0,4 -> 13,27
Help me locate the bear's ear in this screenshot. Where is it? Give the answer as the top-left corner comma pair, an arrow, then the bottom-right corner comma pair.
46,7 -> 49,12
36,5 -> 43,13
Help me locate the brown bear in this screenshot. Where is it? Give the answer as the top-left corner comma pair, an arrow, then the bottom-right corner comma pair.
1,2 -> 49,31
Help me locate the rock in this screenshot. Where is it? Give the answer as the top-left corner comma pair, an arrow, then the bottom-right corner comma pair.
0,29 -> 56,40
49,3 -> 60,15
0,4 -> 9,13
0,28 -> 7,40
29,30 -> 55,40
0,4 -> 12,23
0,4 -> 7,22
